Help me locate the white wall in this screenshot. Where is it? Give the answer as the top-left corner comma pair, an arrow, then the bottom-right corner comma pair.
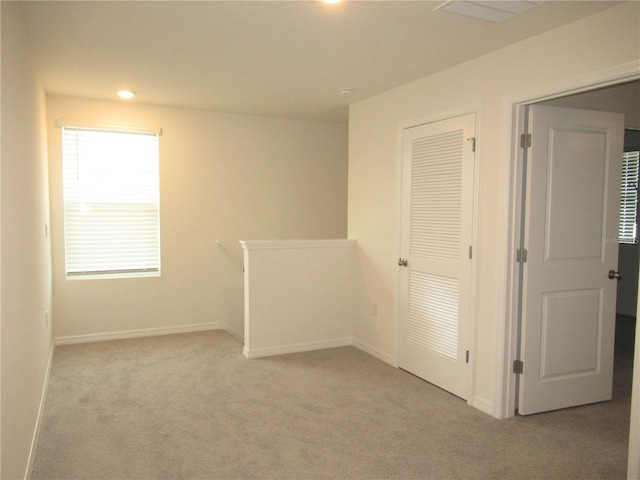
241,240 -> 354,358
348,2 -> 640,416
46,96 -> 348,340
1,3 -> 54,478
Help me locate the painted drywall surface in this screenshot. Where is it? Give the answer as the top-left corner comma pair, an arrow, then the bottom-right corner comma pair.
47,96 -> 348,339
242,241 -> 354,356
348,2 -> 640,413
1,2 -> 54,478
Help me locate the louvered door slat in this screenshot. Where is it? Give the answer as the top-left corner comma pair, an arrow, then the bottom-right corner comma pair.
410,130 -> 463,262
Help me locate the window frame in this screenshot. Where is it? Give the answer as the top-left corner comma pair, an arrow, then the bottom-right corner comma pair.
620,145 -> 640,245
60,124 -> 162,280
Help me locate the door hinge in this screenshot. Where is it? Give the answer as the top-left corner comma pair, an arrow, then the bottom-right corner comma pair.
468,246 -> 472,259
520,133 -> 532,149
513,359 -> 524,374
516,248 -> 528,263
465,350 -> 470,364
467,137 -> 476,152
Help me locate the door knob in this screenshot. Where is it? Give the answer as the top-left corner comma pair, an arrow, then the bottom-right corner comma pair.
398,258 -> 408,267
608,270 -> 621,280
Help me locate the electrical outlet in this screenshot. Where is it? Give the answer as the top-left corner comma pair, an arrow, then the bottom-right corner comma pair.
371,303 -> 378,317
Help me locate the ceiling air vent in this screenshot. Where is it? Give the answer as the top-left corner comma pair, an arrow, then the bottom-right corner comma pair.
435,1 -> 542,23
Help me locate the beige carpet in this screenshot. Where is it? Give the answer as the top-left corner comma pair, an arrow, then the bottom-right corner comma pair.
31,327 -> 632,479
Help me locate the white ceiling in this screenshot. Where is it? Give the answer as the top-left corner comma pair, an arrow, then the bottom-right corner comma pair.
19,1 -> 623,124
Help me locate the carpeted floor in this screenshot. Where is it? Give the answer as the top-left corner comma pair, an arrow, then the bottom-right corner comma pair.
31,324 -> 633,480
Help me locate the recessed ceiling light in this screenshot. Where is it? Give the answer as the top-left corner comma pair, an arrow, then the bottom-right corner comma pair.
322,0 -> 342,4
339,87 -> 353,97
117,90 -> 135,99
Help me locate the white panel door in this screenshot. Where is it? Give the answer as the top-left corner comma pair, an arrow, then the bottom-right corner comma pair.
519,105 -> 624,415
399,113 -> 476,400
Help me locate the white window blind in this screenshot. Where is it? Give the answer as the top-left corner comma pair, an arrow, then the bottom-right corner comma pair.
62,127 -> 161,278
619,150 -> 640,244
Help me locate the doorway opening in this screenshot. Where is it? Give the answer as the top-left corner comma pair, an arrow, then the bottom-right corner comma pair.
505,77 -> 640,419
503,66 -> 640,477
533,84 -> 639,414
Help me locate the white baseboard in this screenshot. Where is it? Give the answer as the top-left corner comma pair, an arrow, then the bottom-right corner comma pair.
350,340 -> 495,417
242,337 -> 396,364
218,324 -> 244,345
471,395 -> 494,417
351,339 -> 394,365
55,322 -> 220,346
25,340 -> 55,480
243,337 -> 353,359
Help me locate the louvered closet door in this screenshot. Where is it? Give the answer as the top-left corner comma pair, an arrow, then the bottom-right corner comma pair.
399,114 -> 476,400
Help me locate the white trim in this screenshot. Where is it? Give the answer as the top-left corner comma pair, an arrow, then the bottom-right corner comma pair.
242,337 -> 352,359
220,324 -> 244,345
501,60 -> 640,420
393,113 -> 409,369
25,341 -> 55,480
240,239 -> 355,251
216,240 -> 244,265
66,270 -> 161,281
54,119 -> 162,136
467,107 -> 483,410
393,119 -> 405,368
471,395 -> 494,417
496,99 -> 528,419
397,103 -> 482,132
55,322 -> 219,345
352,338 -> 394,365
505,61 -> 640,108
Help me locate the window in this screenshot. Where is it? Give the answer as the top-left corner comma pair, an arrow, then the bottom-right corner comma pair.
62,126 -> 161,278
620,149 -> 640,244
